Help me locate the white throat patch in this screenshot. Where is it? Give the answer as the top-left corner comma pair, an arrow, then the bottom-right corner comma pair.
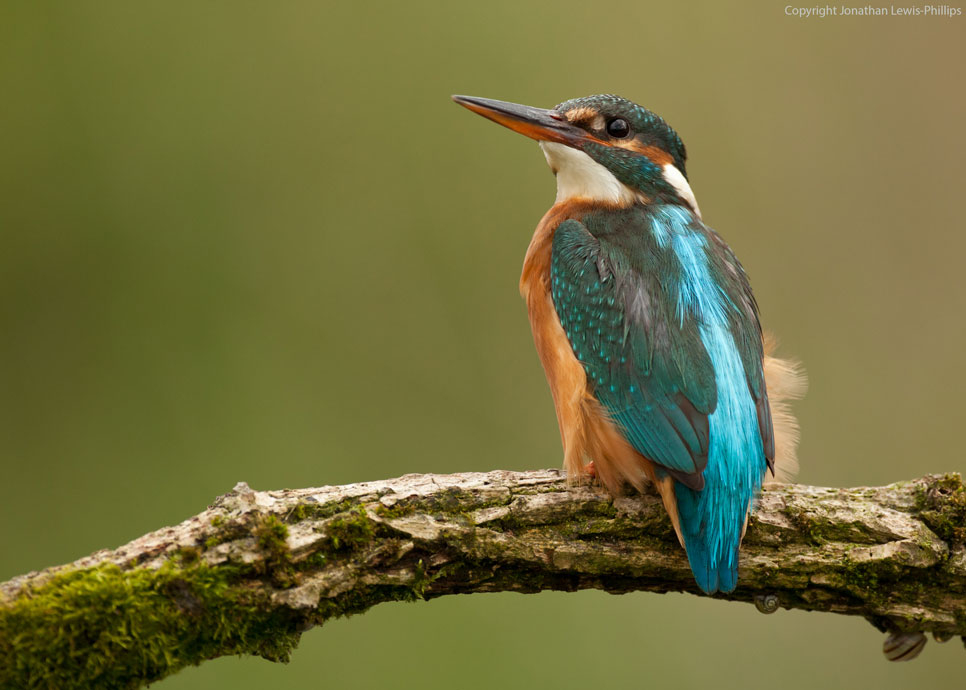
539,142 -> 638,206
539,142 -> 701,218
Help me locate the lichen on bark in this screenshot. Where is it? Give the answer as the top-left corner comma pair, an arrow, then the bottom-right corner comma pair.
1,471 -> 964,689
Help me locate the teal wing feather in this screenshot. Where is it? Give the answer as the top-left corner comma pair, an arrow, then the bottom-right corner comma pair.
551,216 -> 713,486
550,209 -> 773,489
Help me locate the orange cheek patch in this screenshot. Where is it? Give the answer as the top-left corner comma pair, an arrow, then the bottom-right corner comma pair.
614,140 -> 674,166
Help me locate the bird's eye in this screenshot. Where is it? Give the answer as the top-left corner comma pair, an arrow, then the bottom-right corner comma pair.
606,118 -> 630,138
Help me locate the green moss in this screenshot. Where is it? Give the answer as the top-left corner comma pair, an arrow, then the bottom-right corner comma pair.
408,559 -> 441,600
176,546 -> 201,565
377,489 -> 513,522
253,515 -> 289,557
0,561 -> 301,690
299,552 -> 327,570
375,502 -> 418,520
285,498 -> 358,524
841,558 -> 880,593
202,516 -> 255,550
915,474 -> 966,544
323,506 -> 376,552
308,561 -> 456,624
250,514 -> 295,587
3,489 -> 575,689
782,505 -> 871,546
839,548 -> 926,610
315,584 -> 421,621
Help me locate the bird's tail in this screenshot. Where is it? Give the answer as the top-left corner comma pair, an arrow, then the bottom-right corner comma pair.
672,464 -> 760,594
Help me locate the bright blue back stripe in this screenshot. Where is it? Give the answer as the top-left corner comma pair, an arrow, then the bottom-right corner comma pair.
653,207 -> 764,593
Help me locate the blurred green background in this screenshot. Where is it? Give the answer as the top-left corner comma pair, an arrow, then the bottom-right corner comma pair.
2,1 -> 964,687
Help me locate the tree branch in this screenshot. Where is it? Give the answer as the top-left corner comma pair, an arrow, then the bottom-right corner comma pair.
2,470 -> 964,688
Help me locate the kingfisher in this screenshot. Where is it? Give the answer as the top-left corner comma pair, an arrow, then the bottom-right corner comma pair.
453,94 -> 805,594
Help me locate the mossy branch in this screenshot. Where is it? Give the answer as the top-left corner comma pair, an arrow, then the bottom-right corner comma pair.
2,470 -> 965,688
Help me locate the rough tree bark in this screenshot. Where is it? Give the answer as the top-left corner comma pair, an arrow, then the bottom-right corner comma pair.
1,470 -> 964,689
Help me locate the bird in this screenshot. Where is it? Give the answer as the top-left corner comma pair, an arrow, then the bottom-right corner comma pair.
452,94 -> 805,594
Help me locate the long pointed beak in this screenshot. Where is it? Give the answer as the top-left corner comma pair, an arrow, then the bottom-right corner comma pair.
451,95 -> 589,147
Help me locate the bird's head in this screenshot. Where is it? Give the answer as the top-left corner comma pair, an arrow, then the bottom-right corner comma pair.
452,94 -> 699,216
